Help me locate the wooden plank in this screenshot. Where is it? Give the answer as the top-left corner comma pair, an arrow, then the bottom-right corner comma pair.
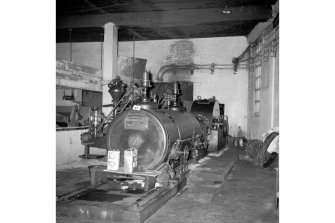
138,174 -> 188,222
102,168 -> 161,177
144,176 -> 156,192
139,186 -> 178,223
56,77 -> 102,92
89,166 -> 108,188
129,172 -> 188,212
57,203 -> 140,222
57,197 -> 132,212
57,6 -> 272,29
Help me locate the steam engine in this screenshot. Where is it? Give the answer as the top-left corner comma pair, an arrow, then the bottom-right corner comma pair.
80,71 -> 228,180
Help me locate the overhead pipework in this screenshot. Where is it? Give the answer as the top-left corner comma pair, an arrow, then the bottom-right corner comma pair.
156,62 -> 248,81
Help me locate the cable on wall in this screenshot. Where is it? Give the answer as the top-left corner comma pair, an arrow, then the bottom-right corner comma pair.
132,32 -> 135,83
69,28 -> 72,62
100,41 -> 103,70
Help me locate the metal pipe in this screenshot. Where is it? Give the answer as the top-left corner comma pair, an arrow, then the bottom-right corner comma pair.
156,63 -> 247,81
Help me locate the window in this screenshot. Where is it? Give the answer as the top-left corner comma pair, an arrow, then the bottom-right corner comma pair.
253,40 -> 263,116
254,65 -> 261,116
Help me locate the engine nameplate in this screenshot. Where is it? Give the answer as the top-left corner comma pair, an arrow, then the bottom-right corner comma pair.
124,115 -> 149,130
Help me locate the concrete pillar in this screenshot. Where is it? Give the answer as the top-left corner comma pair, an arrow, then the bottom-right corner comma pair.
102,22 -> 118,115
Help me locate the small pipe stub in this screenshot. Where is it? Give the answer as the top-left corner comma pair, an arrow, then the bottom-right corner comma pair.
142,70 -> 151,88
173,82 -> 180,95
232,58 -> 239,74
210,63 -> 215,74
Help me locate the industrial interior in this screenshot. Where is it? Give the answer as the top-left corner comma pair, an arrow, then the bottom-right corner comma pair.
56,0 -> 279,222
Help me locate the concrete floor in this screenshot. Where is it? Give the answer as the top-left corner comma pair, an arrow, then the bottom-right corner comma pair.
56,147 -> 278,223
146,149 -> 278,223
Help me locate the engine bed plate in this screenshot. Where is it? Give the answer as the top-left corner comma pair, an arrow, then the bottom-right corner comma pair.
57,170 -> 188,223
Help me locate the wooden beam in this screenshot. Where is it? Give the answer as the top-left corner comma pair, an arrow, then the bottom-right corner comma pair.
82,0 -> 106,13
56,27 -> 104,42
57,0 -> 277,15
57,6 -> 272,29
56,77 -> 102,92
117,19 -> 264,41
128,28 -> 149,41
56,19 -> 265,43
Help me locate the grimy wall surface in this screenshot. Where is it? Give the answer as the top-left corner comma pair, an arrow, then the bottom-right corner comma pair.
247,54 -> 279,140
118,37 -> 248,136
56,36 -> 249,136
57,42 -> 103,70
247,24 -> 279,140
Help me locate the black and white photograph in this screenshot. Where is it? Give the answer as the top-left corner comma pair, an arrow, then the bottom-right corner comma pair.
2,0 -> 335,223
55,1 -> 279,222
